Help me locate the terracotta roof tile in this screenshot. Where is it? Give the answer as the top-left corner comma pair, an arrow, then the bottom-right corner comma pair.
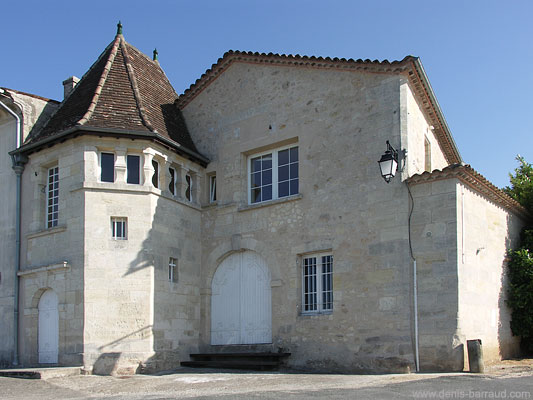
27,32 -> 200,158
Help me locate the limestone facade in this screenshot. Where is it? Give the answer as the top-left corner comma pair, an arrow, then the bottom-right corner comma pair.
0,37 -> 528,373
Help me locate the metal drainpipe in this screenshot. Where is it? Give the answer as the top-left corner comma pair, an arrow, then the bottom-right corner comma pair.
0,92 -> 25,366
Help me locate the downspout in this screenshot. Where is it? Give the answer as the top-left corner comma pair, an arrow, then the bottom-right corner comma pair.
0,92 -> 26,366
406,181 -> 420,372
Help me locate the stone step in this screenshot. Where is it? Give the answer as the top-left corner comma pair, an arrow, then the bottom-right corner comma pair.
0,366 -> 82,380
181,360 -> 279,370
181,352 -> 291,371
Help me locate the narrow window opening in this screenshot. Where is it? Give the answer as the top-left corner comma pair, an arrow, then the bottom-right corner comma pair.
100,153 -> 115,183
126,155 -> 140,184
424,136 -> 432,172
209,175 -> 217,203
302,254 -> 333,314
168,257 -> 178,283
47,166 -> 59,228
152,160 -> 159,188
169,167 -> 176,195
185,173 -> 192,202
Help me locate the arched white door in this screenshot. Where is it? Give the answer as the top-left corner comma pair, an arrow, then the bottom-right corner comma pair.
211,252 -> 272,345
38,289 -> 59,364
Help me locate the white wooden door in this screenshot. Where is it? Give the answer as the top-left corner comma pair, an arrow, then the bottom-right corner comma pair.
211,252 -> 272,345
38,290 -> 59,364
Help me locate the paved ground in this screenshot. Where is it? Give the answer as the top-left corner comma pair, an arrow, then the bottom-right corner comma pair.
1,360 -> 532,399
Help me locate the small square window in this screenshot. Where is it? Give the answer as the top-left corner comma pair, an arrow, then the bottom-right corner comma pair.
169,257 -> 178,283
111,217 -> 127,240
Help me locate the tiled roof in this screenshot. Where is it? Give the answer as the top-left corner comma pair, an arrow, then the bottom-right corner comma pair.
175,51 -> 462,165
0,87 -> 60,104
24,31 -> 204,164
408,164 -> 530,220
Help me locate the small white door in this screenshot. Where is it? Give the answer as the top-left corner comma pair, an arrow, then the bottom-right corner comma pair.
211,252 -> 272,345
38,290 -> 59,364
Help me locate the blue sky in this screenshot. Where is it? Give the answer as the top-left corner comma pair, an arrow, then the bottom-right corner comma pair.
2,0 -> 531,188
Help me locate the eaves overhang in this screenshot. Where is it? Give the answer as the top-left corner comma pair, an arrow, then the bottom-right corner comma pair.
9,126 -> 210,168
406,58 -> 462,165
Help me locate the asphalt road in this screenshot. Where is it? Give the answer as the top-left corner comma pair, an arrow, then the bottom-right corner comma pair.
1,368 -> 532,399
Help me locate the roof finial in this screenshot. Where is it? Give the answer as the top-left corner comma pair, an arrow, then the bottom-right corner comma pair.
153,48 -> 158,61
117,21 -> 123,35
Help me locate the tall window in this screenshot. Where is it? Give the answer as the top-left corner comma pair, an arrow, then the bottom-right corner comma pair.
100,152 -> 115,182
209,175 -> 217,203
126,155 -> 140,184
168,257 -> 178,283
302,254 -> 333,314
249,146 -> 298,204
111,217 -> 127,240
47,166 -> 59,228
152,160 -> 159,188
169,167 -> 176,195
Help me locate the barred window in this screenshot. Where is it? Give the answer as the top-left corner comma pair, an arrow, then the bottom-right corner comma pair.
111,217 -> 127,240
302,254 -> 333,313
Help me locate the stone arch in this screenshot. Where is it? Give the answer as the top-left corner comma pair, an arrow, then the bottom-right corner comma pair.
204,237 -> 282,291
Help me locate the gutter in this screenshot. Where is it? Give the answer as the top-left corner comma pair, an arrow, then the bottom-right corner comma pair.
0,90 -> 27,366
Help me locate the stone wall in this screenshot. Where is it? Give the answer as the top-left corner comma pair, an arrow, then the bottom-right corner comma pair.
0,90 -> 57,366
184,62 -> 451,372
18,140 -> 85,366
457,183 -> 523,365
80,137 -> 203,374
409,178 -> 463,371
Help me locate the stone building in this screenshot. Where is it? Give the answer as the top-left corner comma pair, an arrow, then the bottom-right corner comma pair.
0,24 -> 529,374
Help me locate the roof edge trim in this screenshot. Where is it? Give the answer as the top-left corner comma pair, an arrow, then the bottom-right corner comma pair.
408,164 -> 530,221
10,126 -> 209,167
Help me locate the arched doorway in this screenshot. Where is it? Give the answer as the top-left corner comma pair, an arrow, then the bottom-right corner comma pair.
211,251 -> 272,345
38,289 -> 59,364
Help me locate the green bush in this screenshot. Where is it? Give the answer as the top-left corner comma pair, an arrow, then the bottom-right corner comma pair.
505,156 -> 533,355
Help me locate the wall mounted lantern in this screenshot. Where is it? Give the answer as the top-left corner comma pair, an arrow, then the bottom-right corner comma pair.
377,141 -> 399,183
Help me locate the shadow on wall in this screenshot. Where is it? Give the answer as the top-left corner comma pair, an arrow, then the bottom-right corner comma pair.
119,171 -> 202,373
92,352 -> 122,375
497,214 -> 522,360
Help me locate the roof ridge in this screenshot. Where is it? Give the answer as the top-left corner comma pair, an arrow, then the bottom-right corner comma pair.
77,35 -> 122,126
121,39 -> 156,132
176,51 -> 417,107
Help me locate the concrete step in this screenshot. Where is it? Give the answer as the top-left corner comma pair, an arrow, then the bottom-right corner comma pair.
0,366 -> 82,379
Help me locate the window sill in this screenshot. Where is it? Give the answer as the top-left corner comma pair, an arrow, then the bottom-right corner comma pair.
27,225 -> 67,239
238,194 -> 302,212
299,310 -> 333,317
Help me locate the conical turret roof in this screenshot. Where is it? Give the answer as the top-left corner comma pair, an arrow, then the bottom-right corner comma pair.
23,24 -> 206,165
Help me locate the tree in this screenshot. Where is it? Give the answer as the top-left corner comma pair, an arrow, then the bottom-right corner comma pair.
504,156 -> 533,213
504,156 -> 533,354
